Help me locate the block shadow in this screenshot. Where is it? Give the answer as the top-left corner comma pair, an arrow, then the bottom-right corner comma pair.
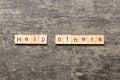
56,44 -> 105,46
15,44 -> 48,46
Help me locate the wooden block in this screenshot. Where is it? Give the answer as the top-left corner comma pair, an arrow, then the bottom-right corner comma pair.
30,35 -> 39,44
95,35 -> 104,44
79,35 -> 88,44
55,35 -> 64,44
14,35 -> 23,44
22,35 -> 31,44
72,35 -> 80,44
63,35 -> 72,44
87,35 -> 97,44
39,35 -> 47,44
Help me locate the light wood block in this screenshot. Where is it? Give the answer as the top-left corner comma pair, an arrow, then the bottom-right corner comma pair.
64,35 -> 72,44
30,35 -> 39,44
72,35 -> 80,44
15,35 -> 23,44
39,35 -> 47,44
55,35 -> 64,44
87,35 -> 97,44
15,34 -> 104,45
80,35 -> 88,44
22,35 -> 31,44
96,35 -> 104,44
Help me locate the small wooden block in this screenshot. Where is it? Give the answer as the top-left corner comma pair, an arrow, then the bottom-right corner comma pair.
87,35 -> 97,44
80,35 -> 88,44
22,35 -> 31,44
96,35 -> 104,44
64,35 -> 72,44
72,35 -> 80,44
30,35 -> 39,44
55,35 -> 64,44
39,35 -> 47,44
15,35 -> 23,44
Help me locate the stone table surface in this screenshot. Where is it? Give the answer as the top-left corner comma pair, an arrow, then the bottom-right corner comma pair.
0,0 -> 120,80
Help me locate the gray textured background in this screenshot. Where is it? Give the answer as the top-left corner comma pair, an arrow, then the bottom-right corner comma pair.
0,0 -> 120,80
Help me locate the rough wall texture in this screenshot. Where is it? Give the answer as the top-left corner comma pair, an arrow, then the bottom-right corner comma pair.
0,0 -> 120,80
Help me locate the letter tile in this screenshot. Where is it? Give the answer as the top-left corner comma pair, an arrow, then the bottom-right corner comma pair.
87,35 -> 97,44
39,35 -> 47,44
55,35 -> 64,44
72,35 -> 80,44
30,35 -> 39,44
80,35 -> 88,44
15,35 -> 23,44
96,35 -> 104,44
22,35 -> 31,44
64,35 -> 72,44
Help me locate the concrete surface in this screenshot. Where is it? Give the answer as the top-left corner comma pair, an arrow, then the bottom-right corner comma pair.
0,0 -> 120,80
